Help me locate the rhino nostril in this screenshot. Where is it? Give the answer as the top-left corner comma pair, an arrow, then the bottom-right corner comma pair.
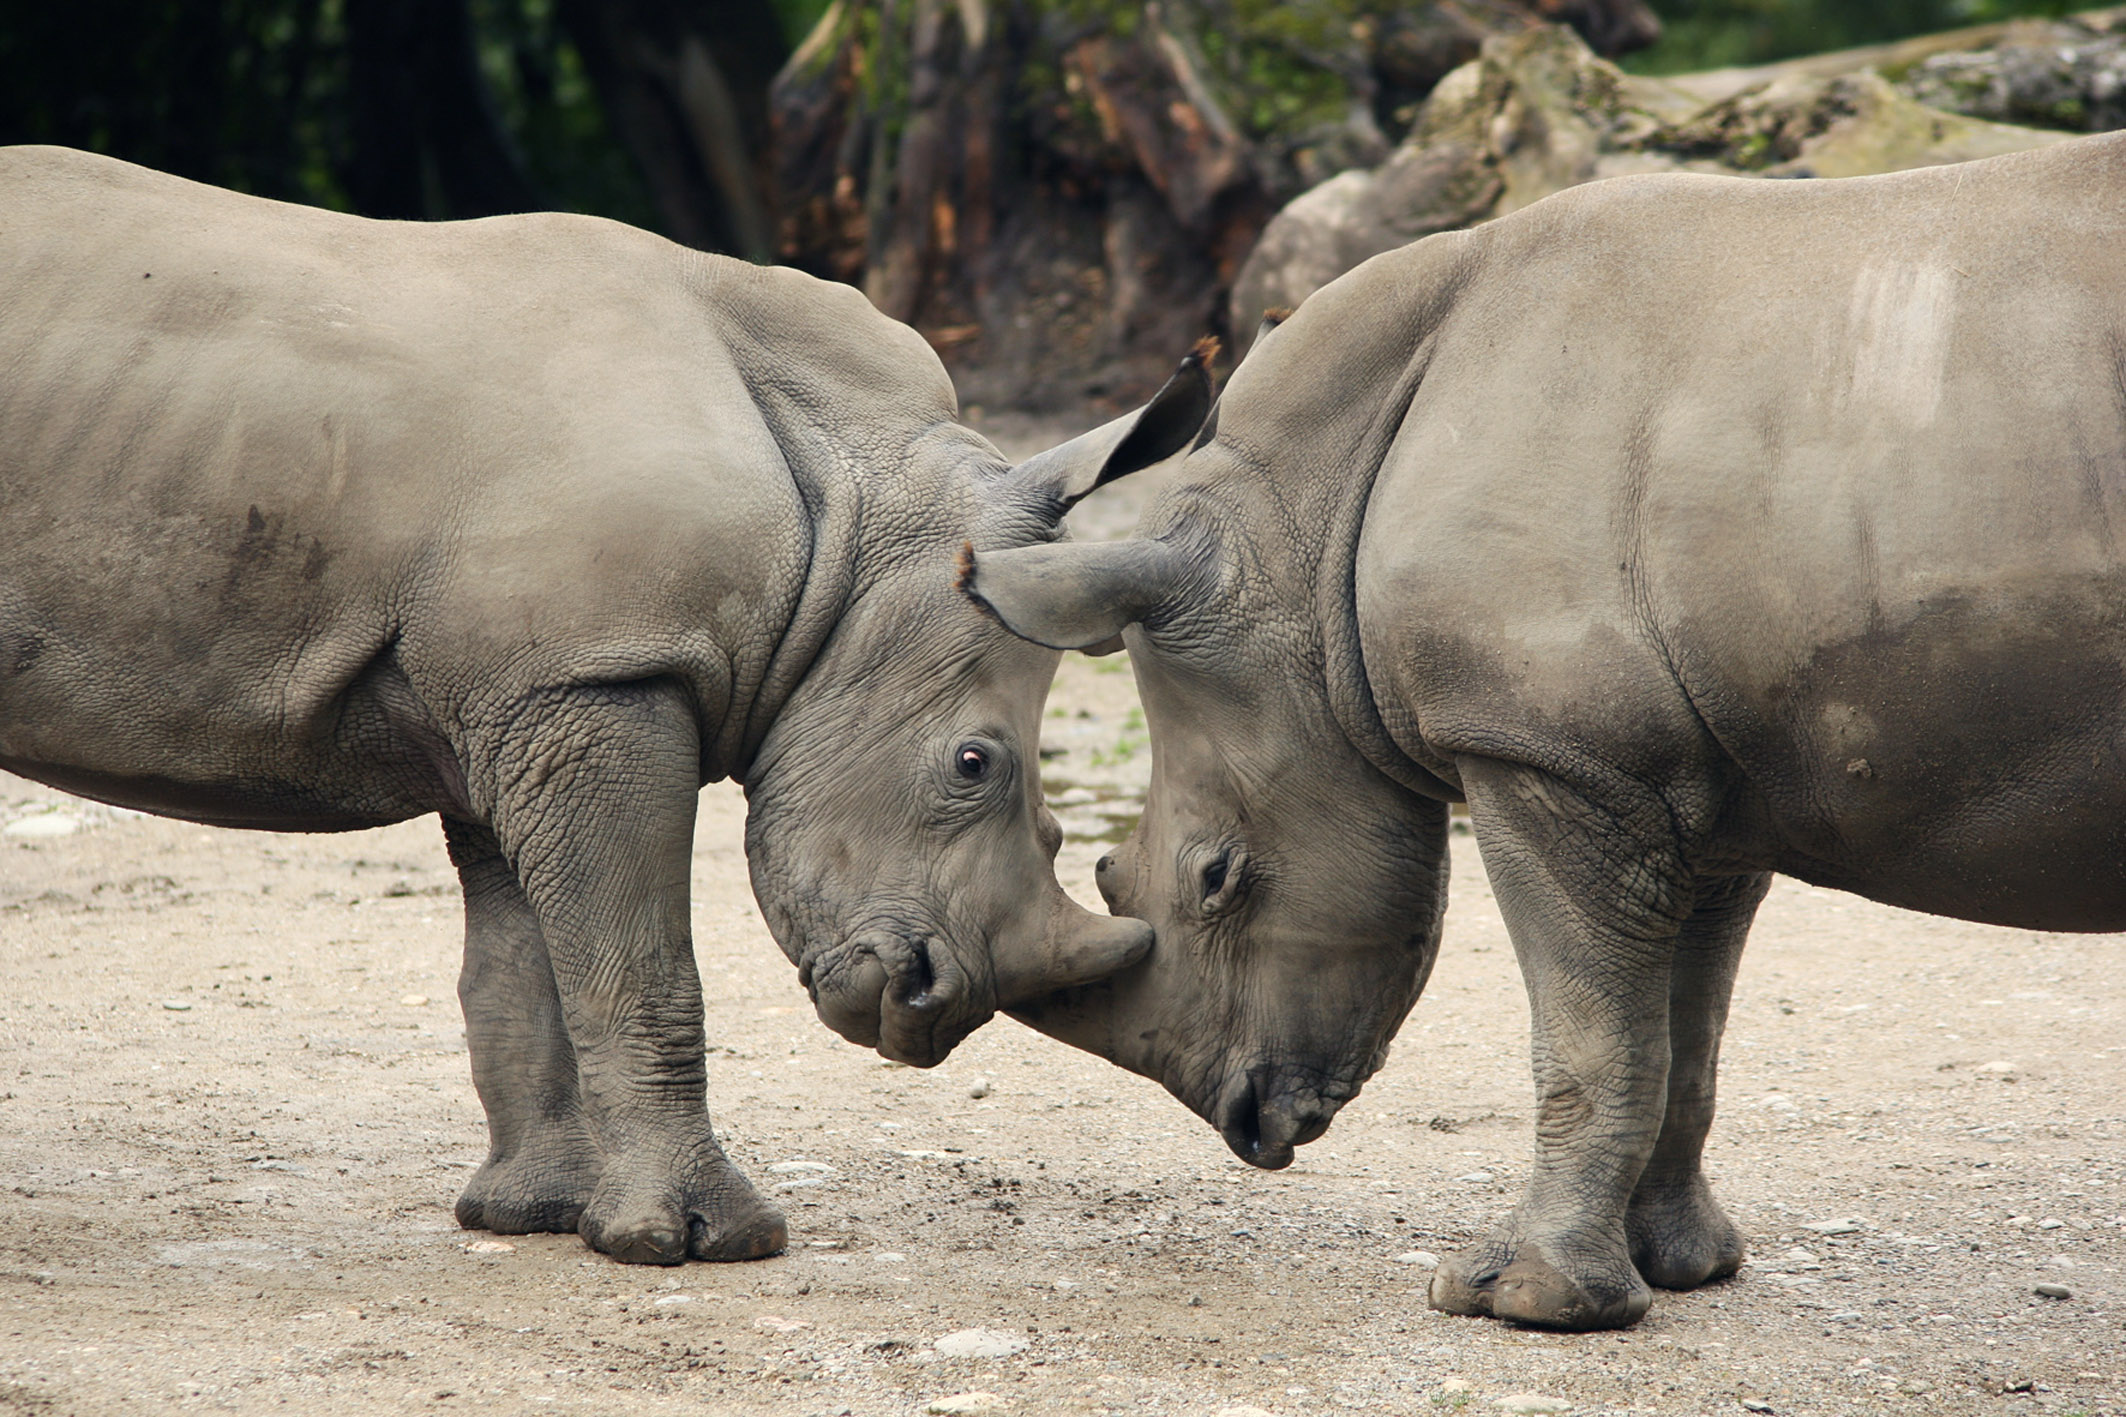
889,937 -> 940,1010
1095,853 -> 1114,875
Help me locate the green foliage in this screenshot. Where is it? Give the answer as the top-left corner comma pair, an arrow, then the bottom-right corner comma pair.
0,0 -> 658,224
1625,0 -> 2083,75
466,0 -> 657,229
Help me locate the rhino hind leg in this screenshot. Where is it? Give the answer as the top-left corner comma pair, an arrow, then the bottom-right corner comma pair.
1626,871 -> 1769,1290
444,817 -> 603,1235
474,681 -> 784,1265
1428,758 -> 1709,1330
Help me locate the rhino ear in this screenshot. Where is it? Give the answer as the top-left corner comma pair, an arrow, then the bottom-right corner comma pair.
1008,338 -> 1217,513
957,539 -> 1189,652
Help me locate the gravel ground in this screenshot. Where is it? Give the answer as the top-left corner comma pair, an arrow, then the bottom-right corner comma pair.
2,417 -> 2122,1415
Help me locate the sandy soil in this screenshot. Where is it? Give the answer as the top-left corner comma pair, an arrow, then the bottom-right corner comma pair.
3,436 -> 2124,1415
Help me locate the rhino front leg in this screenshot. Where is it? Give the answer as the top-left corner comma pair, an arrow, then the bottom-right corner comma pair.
1626,871 -> 1768,1290
444,817 -> 604,1235
1430,758 -> 1695,1330
477,681 -> 785,1265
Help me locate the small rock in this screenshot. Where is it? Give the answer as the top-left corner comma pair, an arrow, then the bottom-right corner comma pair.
767,1160 -> 834,1176
1439,1379 -> 1472,1394
1803,1218 -> 1863,1235
161,1000 -> 193,1011
2035,1282 -> 2072,1300
1212,1408 -> 1277,1417
933,1328 -> 1027,1360
875,1251 -> 907,1263
1828,1311 -> 1863,1322
1494,1396 -> 1571,1414
2037,1218 -> 2066,1230
1780,1246 -> 1819,1264
461,1240 -> 514,1254
4,813 -> 79,838
754,1315 -> 812,1332
968,1078 -> 993,1099
650,1293 -> 693,1306
1396,1250 -> 1441,1268
1977,1059 -> 2017,1073
1741,1403 -> 1775,1415
776,1178 -> 827,1191
400,994 -> 429,1007
925,1393 -> 1005,1415
1457,1171 -> 1496,1184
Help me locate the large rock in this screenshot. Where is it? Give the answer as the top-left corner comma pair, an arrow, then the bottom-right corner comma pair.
1902,28 -> 2126,134
1231,25 -> 2073,339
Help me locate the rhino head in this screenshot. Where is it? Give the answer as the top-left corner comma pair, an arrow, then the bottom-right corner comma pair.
959,338 -> 1449,1166
742,349 -> 1216,1068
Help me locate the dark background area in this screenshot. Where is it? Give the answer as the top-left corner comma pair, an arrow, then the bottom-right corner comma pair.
0,1 -> 2084,248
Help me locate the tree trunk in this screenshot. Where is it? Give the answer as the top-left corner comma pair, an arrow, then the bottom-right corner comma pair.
770,0 -> 1661,411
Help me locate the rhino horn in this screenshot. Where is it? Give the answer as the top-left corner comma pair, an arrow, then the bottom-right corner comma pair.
990,904 -> 1153,1009
1005,338 -> 1217,513
959,537 -> 1191,652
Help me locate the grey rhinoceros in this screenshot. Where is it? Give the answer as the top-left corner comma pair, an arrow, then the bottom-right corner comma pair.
0,146 -> 1206,1265
965,130 -> 2126,1328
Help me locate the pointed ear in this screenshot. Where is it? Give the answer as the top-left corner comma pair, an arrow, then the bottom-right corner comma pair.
957,539 -> 1190,652
1008,338 -> 1217,512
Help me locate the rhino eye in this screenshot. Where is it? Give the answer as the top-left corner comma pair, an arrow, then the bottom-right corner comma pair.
954,743 -> 990,780
1202,850 -> 1230,898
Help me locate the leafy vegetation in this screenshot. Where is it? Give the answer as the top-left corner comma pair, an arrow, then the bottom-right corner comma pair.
1624,0 -> 2084,74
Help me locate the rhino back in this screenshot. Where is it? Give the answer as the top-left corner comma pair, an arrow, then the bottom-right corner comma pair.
1348,133 -> 2126,926
0,147 -> 814,825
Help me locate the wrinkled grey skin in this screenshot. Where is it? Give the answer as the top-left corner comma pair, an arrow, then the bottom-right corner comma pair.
0,147 -> 1183,1266
967,131 -> 2126,1329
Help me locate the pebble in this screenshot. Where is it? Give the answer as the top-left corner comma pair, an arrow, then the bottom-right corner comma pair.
767,1160 -> 835,1176
1396,1250 -> 1441,1268
754,1315 -> 812,1332
160,1000 -> 193,1011
461,1240 -> 514,1254
1781,1246 -> 1819,1264
1803,1218 -> 1863,1235
1439,1379 -> 1472,1394
933,1328 -> 1027,1360
776,1178 -> 826,1191
1977,1059 -> 2017,1074
2035,1283 -> 2073,1300
925,1393 -> 1005,1415
968,1078 -> 993,1099
399,994 -> 429,1007
2037,1218 -> 2066,1230
1494,1396 -> 1571,1414
1828,1311 -> 1863,1322
1212,1408 -> 1276,1417
1457,1171 -> 1496,1184
1741,1402 -> 1774,1414
3,813 -> 79,838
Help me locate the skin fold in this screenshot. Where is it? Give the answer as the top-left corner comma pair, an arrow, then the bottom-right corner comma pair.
967,131 -> 2126,1328
0,146 -> 1200,1266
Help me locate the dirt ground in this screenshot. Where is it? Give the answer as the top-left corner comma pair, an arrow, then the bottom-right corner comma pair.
4,434 -> 2125,1417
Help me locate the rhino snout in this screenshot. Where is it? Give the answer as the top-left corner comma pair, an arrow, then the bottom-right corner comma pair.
1215,1065 -> 1343,1171
803,931 -> 987,1068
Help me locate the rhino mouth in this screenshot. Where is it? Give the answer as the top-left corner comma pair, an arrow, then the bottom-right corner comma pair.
800,930 -> 989,1067
1214,1065 -> 1345,1171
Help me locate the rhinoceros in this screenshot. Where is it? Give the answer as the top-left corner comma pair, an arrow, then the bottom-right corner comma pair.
0,146 -> 1206,1265
965,131 -> 2126,1328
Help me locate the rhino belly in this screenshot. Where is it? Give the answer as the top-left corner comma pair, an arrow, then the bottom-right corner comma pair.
1727,601 -> 2126,933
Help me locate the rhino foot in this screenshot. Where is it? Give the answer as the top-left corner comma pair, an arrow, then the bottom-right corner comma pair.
1627,1174 -> 1746,1290
1430,1236 -> 1651,1331
455,1132 -> 603,1235
576,1147 -> 787,1265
